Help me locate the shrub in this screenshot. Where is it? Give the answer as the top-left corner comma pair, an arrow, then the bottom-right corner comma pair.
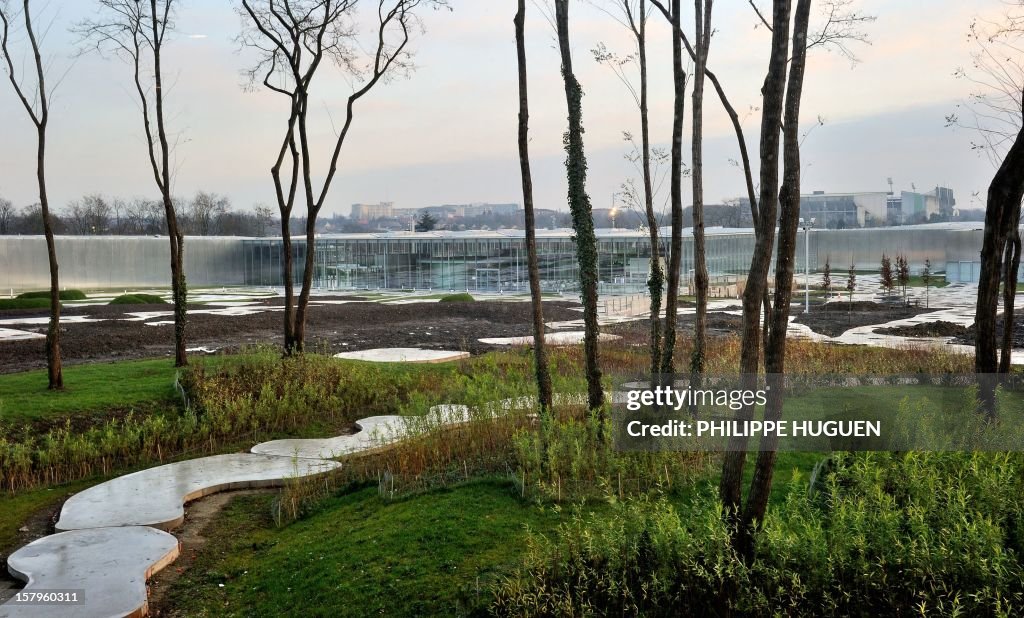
493,452 -> 1024,616
439,292 -> 474,302
109,293 -> 166,305
0,298 -> 52,310
16,289 -> 87,301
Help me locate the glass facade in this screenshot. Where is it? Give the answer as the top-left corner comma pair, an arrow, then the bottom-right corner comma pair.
242,230 -> 773,294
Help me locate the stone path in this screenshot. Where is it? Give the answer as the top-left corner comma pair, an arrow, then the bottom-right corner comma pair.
1,528 -> 180,618
479,331 -> 622,346
0,413 -> 425,617
332,348 -> 470,363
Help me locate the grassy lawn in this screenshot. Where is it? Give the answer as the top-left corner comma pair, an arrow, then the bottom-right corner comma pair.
0,358 -> 181,424
165,479 -> 576,617
905,274 -> 949,288
0,479 -> 95,559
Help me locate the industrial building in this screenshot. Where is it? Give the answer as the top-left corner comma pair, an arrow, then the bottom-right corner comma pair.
0,222 -> 999,295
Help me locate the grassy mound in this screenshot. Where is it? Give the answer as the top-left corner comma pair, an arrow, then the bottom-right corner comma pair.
109,293 -> 166,305
439,292 -> 474,302
15,289 -> 86,301
0,297 -> 53,310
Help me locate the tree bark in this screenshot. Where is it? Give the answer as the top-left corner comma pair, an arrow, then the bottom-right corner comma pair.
515,0 -> 553,411
555,0 -> 604,412
718,0 -> 792,518
660,0 -> 687,377
976,124 -> 1024,413
1000,227 -> 1021,374
740,0 -> 812,563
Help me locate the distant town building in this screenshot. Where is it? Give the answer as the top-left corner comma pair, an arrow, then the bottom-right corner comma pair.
799,191 -> 889,228
350,202 -> 394,223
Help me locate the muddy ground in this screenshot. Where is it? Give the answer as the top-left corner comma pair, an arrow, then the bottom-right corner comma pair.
877,321 -> 969,338
955,313 -> 1024,347
792,301 -> 942,337
0,297 -> 584,374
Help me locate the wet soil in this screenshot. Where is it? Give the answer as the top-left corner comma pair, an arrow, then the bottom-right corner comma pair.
955,313 -> 1024,347
876,321 -> 969,338
792,301 -> 943,337
0,298 -> 583,374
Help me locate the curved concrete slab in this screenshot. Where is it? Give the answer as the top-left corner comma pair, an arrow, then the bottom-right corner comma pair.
333,348 -> 470,363
0,526 -> 179,618
252,415 -> 408,459
479,331 -> 621,346
56,453 -> 340,532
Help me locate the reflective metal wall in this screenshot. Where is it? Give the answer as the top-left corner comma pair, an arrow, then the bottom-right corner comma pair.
0,236 -> 247,293
0,224 -> 990,294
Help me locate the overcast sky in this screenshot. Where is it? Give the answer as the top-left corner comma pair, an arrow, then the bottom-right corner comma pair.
0,1 -> 1007,218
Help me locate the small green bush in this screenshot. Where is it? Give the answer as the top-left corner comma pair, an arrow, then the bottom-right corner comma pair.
16,289 -> 86,301
0,298 -> 53,310
109,293 -> 166,305
439,292 -> 474,302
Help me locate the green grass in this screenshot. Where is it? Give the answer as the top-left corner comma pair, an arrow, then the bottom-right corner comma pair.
16,289 -> 87,301
0,358 -> 179,423
109,293 -> 166,305
905,274 -> 948,288
0,297 -> 54,310
0,480 -> 95,558
166,479 -> 575,617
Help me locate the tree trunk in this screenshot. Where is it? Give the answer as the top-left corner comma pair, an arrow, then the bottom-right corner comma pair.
555,0 -> 604,412
150,0 -> 187,368
37,125 -> 62,389
281,219 -> 297,354
976,124 -> 1024,413
1000,227 -> 1021,374
719,0 -> 792,517
690,0 -> 713,401
637,0 -> 664,381
740,0 -> 812,564
515,0 -> 553,411
661,0 -> 687,377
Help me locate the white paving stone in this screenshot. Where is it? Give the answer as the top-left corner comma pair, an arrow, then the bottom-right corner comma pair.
55,453 -> 340,532
332,347 -> 469,363
252,415 -> 408,459
0,328 -> 45,342
0,526 -> 179,618
479,331 -> 622,346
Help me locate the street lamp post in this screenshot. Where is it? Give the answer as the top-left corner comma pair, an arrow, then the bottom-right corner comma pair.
800,218 -> 815,314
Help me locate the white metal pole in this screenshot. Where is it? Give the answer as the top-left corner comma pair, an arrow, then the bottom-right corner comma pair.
804,226 -> 810,314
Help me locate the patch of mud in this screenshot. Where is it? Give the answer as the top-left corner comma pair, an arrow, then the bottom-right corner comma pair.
0,300 -> 583,373
793,302 -> 943,337
876,321 -> 969,338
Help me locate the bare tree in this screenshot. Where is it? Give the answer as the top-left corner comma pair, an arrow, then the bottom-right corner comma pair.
739,0 -> 813,564
649,0 -> 687,377
254,203 -> 276,237
717,0 -> 794,567
1,0 -> 63,389
78,0 -> 189,367
689,0 -> 713,401
0,196 -> 14,234
239,0 -> 443,354
186,191 -> 230,236
554,0 -> 604,412
515,0 -> 553,412
952,4 -> 1024,408
591,1 -> 665,380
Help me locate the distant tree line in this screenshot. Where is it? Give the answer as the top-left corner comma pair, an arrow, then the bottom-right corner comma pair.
0,192 -> 279,236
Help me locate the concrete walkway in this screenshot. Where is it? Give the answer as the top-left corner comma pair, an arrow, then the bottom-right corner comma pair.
0,414 -> 417,618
